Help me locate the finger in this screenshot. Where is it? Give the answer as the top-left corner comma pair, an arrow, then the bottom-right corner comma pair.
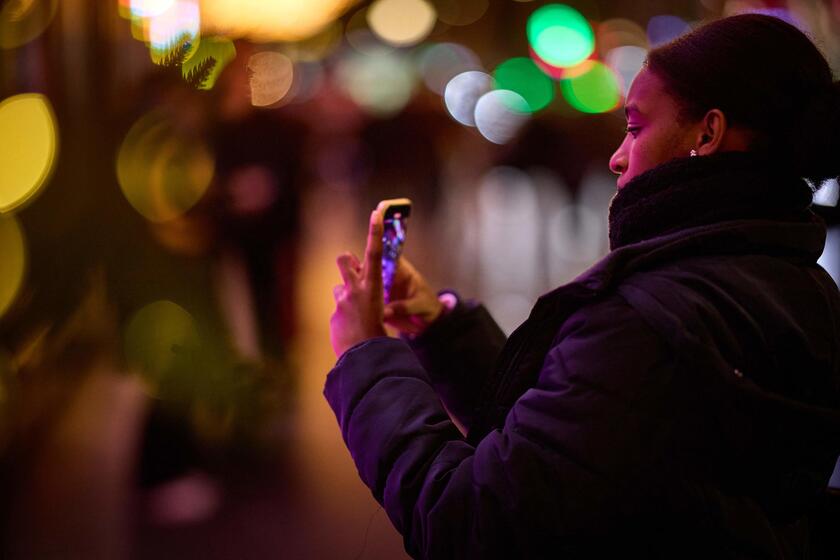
398,256 -> 417,274
347,253 -> 362,274
362,209 -> 384,289
393,256 -> 416,282
336,253 -> 360,285
333,285 -> 344,301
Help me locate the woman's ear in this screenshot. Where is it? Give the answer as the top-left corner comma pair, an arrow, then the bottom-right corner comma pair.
696,108 -> 727,155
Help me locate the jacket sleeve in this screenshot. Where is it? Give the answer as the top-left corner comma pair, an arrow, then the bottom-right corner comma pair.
323,295 -> 675,559
404,296 -> 507,430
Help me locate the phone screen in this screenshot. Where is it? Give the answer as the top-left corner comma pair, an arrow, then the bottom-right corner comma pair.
382,203 -> 410,303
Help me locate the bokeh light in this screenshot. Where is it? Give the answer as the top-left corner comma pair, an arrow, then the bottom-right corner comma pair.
129,0 -> 176,18
180,36 -> 236,90
814,179 -> 839,208
367,0 -> 437,47
493,57 -> 555,113
646,15 -> 691,47
819,227 -> 840,287
147,472 -> 222,526
345,7 -> 386,56
444,70 -> 492,126
560,60 -> 622,113
0,216 -> 26,321
0,93 -> 58,213
147,0 -> 201,65
247,52 -> 295,107
0,0 -> 58,49
124,300 -> 200,381
474,90 -> 530,144
596,18 -> 648,58
434,0 -> 488,26
416,42 -> 482,95
287,61 -> 326,104
527,4 -> 595,68
528,47 -> 565,80
336,47 -> 416,116
476,166 -> 540,333
116,111 -> 214,222
605,45 -> 647,95
200,0 -> 358,42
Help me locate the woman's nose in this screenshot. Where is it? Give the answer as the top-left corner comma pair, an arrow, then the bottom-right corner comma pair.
609,144 -> 628,175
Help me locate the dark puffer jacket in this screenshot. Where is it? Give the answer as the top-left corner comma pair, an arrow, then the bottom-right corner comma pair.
324,154 -> 840,559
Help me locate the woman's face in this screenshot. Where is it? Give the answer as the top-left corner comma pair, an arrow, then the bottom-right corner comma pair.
609,67 -> 697,189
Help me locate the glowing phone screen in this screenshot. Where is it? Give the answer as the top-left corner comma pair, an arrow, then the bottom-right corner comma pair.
382,208 -> 408,303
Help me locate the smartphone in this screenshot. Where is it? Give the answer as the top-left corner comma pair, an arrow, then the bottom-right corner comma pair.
377,198 -> 412,303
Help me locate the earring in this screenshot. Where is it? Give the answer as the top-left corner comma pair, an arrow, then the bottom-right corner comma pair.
690,149 -> 698,157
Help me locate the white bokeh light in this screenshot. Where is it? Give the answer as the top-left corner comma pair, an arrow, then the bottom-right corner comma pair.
605,45 -> 647,95
443,70 -> 492,127
474,90 -> 530,144
814,178 -> 839,208
148,0 -> 200,55
130,0 -> 176,18
818,227 -> 840,288
477,167 -> 541,334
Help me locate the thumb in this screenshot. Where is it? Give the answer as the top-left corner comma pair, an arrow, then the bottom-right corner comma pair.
384,298 -> 425,318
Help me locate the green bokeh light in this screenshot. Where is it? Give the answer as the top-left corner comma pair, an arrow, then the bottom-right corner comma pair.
493,57 -> 555,113
560,61 -> 622,114
527,4 -> 594,68
181,36 -> 237,90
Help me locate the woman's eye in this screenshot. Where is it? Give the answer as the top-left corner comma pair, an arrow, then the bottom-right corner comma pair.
625,126 -> 640,138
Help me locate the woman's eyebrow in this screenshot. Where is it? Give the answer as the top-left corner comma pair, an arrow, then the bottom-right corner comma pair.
624,104 -> 642,118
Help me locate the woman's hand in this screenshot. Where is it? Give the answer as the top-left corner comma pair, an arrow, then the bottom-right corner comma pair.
330,211 -> 388,358
383,257 -> 445,337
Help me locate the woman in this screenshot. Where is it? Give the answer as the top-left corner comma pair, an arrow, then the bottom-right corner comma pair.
326,14 -> 840,559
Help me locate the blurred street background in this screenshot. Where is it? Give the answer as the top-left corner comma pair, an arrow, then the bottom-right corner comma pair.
0,0 -> 838,557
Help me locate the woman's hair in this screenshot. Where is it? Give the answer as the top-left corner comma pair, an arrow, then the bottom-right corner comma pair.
647,13 -> 840,183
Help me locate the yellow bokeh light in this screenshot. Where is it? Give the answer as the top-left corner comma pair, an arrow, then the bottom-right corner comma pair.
117,111 -> 214,222
0,215 -> 26,321
200,0 -> 359,42
0,93 -> 58,213
367,0 -> 437,46
124,300 -> 200,380
0,0 -> 58,49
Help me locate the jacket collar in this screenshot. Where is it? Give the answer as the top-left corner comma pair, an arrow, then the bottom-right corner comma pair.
581,215 -> 826,293
531,200 -> 826,320
608,151 -> 815,250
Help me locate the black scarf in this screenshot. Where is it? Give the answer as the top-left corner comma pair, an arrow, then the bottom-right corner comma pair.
468,151 -> 819,443
608,151 -> 814,250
